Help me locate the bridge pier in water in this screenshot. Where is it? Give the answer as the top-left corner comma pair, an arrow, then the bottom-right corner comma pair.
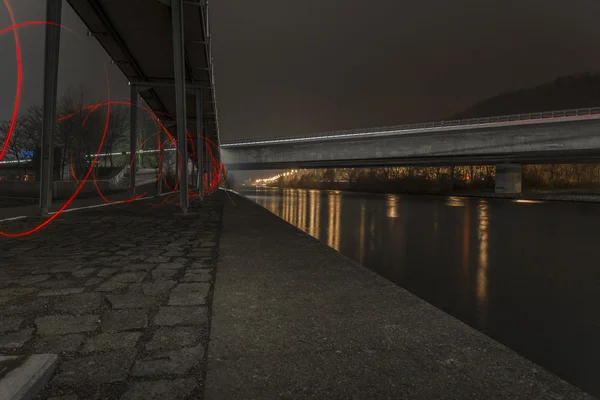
495,163 -> 522,194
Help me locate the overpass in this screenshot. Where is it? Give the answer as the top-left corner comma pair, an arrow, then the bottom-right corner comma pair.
20,0 -> 220,214
221,107 -> 600,193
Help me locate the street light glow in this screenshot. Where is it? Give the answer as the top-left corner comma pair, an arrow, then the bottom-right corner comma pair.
254,169 -> 298,186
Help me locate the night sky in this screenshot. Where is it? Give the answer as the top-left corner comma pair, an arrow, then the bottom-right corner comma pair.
1,0 -> 600,142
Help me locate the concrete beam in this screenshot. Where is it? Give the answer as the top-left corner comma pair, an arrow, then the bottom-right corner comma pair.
39,0 -> 62,215
129,86 -> 138,195
130,78 -> 211,89
156,0 -> 206,5
222,119 -> 600,170
0,355 -> 58,400
495,163 -> 522,194
196,86 -> 204,197
172,0 -> 189,212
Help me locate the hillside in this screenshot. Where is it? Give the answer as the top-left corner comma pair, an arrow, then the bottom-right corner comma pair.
452,72 -> 600,119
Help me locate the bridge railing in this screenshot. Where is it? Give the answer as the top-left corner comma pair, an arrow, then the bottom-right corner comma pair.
221,106 -> 600,147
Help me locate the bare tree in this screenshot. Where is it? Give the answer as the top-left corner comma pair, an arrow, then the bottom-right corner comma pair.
57,89 -> 82,179
0,117 -> 32,177
103,105 -> 129,167
52,86 -> 108,180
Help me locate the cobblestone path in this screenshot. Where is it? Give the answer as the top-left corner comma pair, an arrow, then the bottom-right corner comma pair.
0,195 -> 222,399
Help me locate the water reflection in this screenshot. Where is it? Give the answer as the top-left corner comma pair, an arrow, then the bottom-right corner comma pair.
282,189 -> 289,221
308,190 -> 320,238
327,191 -> 342,250
476,201 -> 489,330
358,204 -> 366,265
272,191 -> 277,214
299,190 -> 307,229
446,196 -> 466,207
290,191 -> 297,225
291,190 -> 298,226
386,194 -> 399,218
513,199 -> 544,204
369,211 -> 376,252
462,202 -> 470,291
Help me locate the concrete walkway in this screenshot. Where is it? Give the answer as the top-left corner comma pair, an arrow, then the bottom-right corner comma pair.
0,181 -> 160,220
206,192 -> 595,399
0,195 -> 221,399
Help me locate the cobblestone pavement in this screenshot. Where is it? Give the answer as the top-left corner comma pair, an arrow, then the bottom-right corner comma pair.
0,194 -> 223,399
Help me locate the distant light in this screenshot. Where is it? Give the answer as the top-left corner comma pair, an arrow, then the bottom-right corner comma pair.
513,199 -> 543,204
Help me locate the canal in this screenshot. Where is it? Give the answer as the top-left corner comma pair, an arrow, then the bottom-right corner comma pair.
239,187 -> 600,397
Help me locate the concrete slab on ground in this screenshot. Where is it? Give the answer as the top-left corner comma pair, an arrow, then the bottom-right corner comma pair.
0,354 -> 57,400
205,192 -> 595,400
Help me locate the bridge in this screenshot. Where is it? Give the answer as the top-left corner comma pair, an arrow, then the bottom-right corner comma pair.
221,107 -> 600,193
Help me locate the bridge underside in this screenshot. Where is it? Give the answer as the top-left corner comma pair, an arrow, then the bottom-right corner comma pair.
224,148 -> 600,170
66,0 -> 218,141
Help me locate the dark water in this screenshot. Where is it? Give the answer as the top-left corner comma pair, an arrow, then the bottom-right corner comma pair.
240,187 -> 600,397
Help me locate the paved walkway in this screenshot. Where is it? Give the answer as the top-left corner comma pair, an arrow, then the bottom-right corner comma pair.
206,192 -> 595,399
0,182 -> 160,220
0,194 -> 221,399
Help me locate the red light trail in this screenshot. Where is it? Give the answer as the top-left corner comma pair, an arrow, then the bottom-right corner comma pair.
0,1 -> 223,237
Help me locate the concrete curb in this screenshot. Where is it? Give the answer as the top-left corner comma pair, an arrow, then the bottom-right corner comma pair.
0,354 -> 58,400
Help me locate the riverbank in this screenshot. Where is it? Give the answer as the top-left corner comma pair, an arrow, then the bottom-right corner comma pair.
248,184 -> 600,203
452,190 -> 600,203
206,191 -> 594,399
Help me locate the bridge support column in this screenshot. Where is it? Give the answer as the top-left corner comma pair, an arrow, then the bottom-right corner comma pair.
195,86 -> 204,199
39,0 -> 62,215
171,0 -> 189,212
205,130 -> 210,193
495,163 -> 522,194
157,129 -> 163,195
129,85 -> 138,196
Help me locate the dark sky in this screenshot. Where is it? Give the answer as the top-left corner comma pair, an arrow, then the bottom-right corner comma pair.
2,0 -> 600,143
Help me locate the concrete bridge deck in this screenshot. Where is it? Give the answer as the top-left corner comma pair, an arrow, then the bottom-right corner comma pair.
0,191 -> 595,399
222,113 -> 600,171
